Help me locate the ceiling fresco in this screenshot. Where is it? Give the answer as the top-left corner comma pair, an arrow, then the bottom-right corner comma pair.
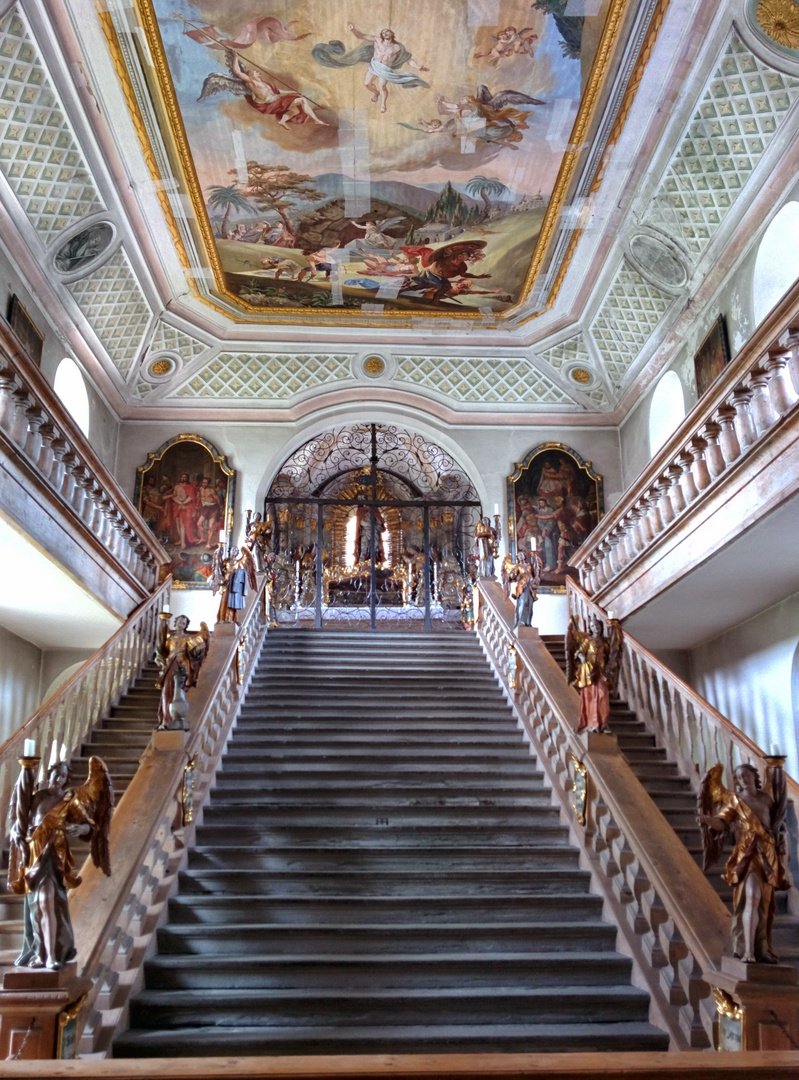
139,0 -> 623,323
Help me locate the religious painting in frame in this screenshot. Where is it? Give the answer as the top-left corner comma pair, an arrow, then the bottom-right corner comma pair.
8,294 -> 44,366
693,314 -> 731,399
134,434 -> 235,588
506,442 -> 603,592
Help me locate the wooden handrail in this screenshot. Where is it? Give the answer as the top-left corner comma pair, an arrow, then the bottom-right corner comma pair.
567,579 -> 799,803
0,578 -> 171,831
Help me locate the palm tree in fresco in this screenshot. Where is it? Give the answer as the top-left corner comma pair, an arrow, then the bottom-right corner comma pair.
206,184 -> 254,239
465,176 -> 508,222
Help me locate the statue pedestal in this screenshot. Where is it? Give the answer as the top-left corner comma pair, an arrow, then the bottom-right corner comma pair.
152,728 -> 188,751
707,956 -> 799,1050
0,964 -> 91,1059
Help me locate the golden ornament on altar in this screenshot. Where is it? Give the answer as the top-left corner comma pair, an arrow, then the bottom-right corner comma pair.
756,0 -> 799,48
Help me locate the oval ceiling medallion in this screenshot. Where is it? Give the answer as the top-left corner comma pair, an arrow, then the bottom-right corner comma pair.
755,0 -> 799,49
628,233 -> 688,291
570,368 -> 592,384
54,222 -> 115,275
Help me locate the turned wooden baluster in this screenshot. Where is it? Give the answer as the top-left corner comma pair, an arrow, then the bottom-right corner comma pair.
10,384 -> 31,446
730,385 -> 758,450
634,499 -> 655,546
747,364 -> 778,436
715,404 -> 741,466
0,367 -> 17,430
699,421 -> 725,479
689,437 -> 712,492
654,474 -> 676,526
664,463 -> 687,515
645,486 -> 665,536
23,404 -> 45,462
676,450 -> 699,506
765,349 -> 799,415
37,420 -> 57,478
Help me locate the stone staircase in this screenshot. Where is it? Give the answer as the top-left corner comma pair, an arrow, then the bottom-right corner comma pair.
540,633 -> 799,966
0,661 -> 160,965
114,629 -> 669,1057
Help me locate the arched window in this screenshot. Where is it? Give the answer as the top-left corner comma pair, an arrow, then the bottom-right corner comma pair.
54,357 -> 90,437
753,201 -> 799,325
649,370 -> 685,457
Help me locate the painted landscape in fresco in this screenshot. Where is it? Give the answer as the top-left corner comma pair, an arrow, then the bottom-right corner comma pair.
150,0 -> 612,315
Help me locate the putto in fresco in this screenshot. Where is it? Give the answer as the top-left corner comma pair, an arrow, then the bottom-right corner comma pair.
146,0 -> 616,317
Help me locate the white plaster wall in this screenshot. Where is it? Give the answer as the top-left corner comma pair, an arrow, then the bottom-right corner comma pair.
689,592 -> 799,781
0,624 -> 42,745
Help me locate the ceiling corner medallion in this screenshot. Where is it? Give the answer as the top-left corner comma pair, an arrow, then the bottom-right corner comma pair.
756,0 -> 799,49
363,356 -> 386,378
128,0 -> 633,328
570,367 -> 592,384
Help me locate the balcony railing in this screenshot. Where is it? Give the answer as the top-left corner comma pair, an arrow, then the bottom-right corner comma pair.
0,318 -> 169,605
571,278 -> 799,613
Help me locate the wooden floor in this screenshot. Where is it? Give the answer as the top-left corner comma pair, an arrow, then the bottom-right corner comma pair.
3,1050 -> 799,1079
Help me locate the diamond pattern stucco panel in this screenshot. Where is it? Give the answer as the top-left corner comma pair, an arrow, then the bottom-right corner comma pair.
0,9 -> 104,243
67,250 -> 152,376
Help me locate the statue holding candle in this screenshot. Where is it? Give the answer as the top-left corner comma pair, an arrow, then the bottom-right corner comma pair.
512,543 -> 542,630
7,744 -> 114,970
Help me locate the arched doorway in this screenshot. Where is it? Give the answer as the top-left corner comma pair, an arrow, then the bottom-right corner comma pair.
265,424 -> 483,630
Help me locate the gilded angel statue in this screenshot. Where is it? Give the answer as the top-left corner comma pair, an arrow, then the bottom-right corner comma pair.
565,613 -> 623,734
8,754 -> 113,970
154,614 -> 210,729
698,759 -> 789,963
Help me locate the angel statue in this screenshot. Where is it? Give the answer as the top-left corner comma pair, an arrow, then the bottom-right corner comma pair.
154,613 -> 210,730
212,544 -> 257,625
698,759 -> 789,963
474,516 -> 498,578
511,546 -> 542,630
244,509 -> 274,573
8,752 -> 113,970
566,613 -> 623,734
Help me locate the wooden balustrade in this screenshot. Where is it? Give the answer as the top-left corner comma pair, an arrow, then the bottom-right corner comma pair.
0,578 -> 171,831
0,318 -> 169,601
475,580 -> 731,1049
573,279 -> 799,604
566,580 -> 799,812
69,577 -> 270,1056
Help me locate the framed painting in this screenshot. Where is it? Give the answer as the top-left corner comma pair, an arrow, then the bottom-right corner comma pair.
8,295 -> 44,366
506,443 -> 603,592
134,434 -> 235,588
693,315 -> 731,399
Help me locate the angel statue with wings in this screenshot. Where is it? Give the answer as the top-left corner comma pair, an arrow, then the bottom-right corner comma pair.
8,751 -> 113,970
155,613 -> 210,730
566,613 -> 623,734
698,758 -> 789,963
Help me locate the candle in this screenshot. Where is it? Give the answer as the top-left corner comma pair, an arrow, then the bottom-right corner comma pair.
606,609 -> 615,621
529,538 -> 536,550
771,742 -> 781,756
494,504 -> 500,516
23,739 -> 35,756
162,602 -> 170,614
218,528 -> 226,543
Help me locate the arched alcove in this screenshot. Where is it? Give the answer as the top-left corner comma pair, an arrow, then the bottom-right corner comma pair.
649,370 -> 685,457
53,357 -> 90,437
753,201 -> 799,325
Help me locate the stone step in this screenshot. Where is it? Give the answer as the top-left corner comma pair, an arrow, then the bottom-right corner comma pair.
189,823 -> 571,850
155,921 -> 618,957
217,762 -> 540,778
127,983 -> 651,1031
203,807 -> 553,827
221,747 -> 532,764
113,1019 -> 668,1057
223,732 -> 526,747
211,775 -> 546,792
235,717 -> 520,732
166,894 -> 605,926
186,847 -> 580,873
141,951 -> 632,993
176,868 -> 595,899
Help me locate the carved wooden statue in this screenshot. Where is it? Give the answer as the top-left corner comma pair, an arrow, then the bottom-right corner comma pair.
511,549 -> 542,629
699,759 -> 788,963
565,614 -> 623,734
474,516 -> 498,578
155,613 -> 210,729
8,754 -> 113,970
213,544 -> 257,624
244,509 -> 274,573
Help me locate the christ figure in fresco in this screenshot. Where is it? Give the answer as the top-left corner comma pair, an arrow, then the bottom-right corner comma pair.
345,26 -> 429,113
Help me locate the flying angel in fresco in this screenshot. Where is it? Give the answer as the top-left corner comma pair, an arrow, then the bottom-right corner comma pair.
435,85 -> 546,150
312,25 -> 429,114
198,51 -> 330,127
474,26 -> 539,65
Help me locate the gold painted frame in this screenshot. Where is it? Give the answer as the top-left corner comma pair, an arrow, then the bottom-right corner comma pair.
134,434 -> 235,589
506,442 -> 603,593
107,0 -> 639,326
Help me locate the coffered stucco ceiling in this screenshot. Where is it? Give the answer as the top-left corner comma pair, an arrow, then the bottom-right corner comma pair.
0,0 -> 798,420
